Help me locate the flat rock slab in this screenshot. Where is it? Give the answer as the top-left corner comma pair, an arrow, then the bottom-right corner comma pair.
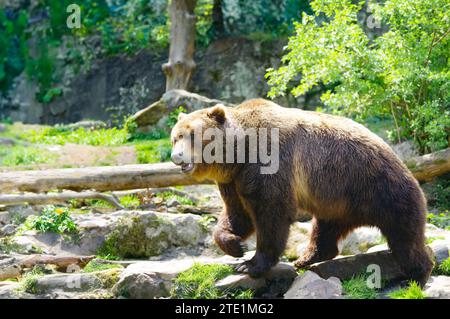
308,250 -> 403,282
284,271 -> 342,299
424,276 -> 450,299
215,263 -> 297,298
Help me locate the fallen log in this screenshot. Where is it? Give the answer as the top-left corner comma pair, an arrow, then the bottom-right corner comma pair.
0,254 -> 95,280
404,147 -> 450,182
0,191 -> 124,209
0,162 -> 210,193
0,148 -> 448,194
19,254 -> 95,270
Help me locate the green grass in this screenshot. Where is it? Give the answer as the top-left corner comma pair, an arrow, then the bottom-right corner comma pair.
158,191 -> 196,206
0,146 -> 55,166
18,266 -> 46,294
170,263 -> 253,299
342,275 -> 379,299
433,257 -> 450,276
28,126 -> 129,146
82,260 -> 123,273
119,194 -> 141,209
388,282 -> 426,299
135,139 -> 171,164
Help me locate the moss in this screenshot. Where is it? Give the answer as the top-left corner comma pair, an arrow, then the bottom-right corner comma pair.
170,263 -> 253,299
83,260 -> 123,273
18,266 -> 46,294
97,213 -> 173,258
0,236 -> 23,254
342,274 -> 379,299
388,282 -> 426,299
94,269 -> 122,289
158,191 -> 196,206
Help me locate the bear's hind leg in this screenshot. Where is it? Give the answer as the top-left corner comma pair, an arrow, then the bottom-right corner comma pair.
294,218 -> 353,269
213,183 -> 255,258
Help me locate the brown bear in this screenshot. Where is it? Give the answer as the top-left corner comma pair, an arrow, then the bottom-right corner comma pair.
170,98 -> 433,286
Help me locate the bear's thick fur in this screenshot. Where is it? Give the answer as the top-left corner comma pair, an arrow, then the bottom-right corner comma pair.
170,99 -> 433,286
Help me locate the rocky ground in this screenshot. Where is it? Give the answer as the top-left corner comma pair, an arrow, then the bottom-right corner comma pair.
0,185 -> 450,299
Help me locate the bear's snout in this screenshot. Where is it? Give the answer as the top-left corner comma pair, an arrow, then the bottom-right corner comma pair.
171,151 -> 184,164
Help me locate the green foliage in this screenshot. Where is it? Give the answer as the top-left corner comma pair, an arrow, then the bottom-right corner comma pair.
171,263 -> 252,299
29,126 -> 128,146
0,146 -> 54,166
434,257 -> 450,276
425,177 -> 450,212
158,191 -> 196,206
167,106 -> 188,129
135,139 -> 172,164
388,281 -> 426,299
0,9 -> 28,93
83,260 -> 123,273
24,205 -> 78,235
342,274 -> 379,299
427,211 -> 450,230
19,266 -> 46,294
267,0 -> 450,154
119,194 -> 141,209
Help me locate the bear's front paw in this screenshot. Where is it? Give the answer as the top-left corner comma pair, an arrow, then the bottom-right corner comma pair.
235,260 -> 270,278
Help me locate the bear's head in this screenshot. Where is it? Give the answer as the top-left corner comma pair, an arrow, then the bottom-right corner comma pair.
170,104 -> 230,179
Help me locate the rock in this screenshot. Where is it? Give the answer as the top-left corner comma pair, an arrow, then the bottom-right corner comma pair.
284,271 -> 342,299
391,141 -> 419,161
0,224 -> 16,237
338,227 -> 383,255
0,137 -> 15,146
0,124 -> 5,132
424,276 -> 450,299
308,250 -> 404,282
33,269 -> 121,294
0,258 -> 22,280
9,211 -> 208,257
1,205 -> 37,225
0,282 -> 36,299
166,198 -> 180,208
66,120 -> 107,131
113,259 -> 198,298
425,223 -> 450,242
215,262 -> 297,298
284,223 -> 310,259
367,243 -> 389,253
104,211 -> 208,258
132,89 -> 231,129
10,236 -> 43,254
428,240 -> 450,265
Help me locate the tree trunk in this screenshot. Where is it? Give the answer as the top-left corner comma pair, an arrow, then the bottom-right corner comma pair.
0,163 -> 209,193
404,147 -> 450,182
212,0 -> 225,38
162,0 -> 197,91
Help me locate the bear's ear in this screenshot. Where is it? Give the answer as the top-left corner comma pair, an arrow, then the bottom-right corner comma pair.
207,104 -> 226,125
178,112 -> 187,121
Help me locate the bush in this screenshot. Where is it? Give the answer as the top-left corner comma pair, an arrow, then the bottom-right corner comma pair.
25,205 -> 78,234
266,0 -> 450,154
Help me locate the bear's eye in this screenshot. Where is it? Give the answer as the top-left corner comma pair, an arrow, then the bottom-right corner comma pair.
178,134 -> 184,140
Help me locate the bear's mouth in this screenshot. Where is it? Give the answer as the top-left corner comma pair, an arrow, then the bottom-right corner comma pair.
181,163 -> 194,173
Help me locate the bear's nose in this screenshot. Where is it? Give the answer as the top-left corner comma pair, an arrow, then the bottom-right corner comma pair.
171,151 -> 183,164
